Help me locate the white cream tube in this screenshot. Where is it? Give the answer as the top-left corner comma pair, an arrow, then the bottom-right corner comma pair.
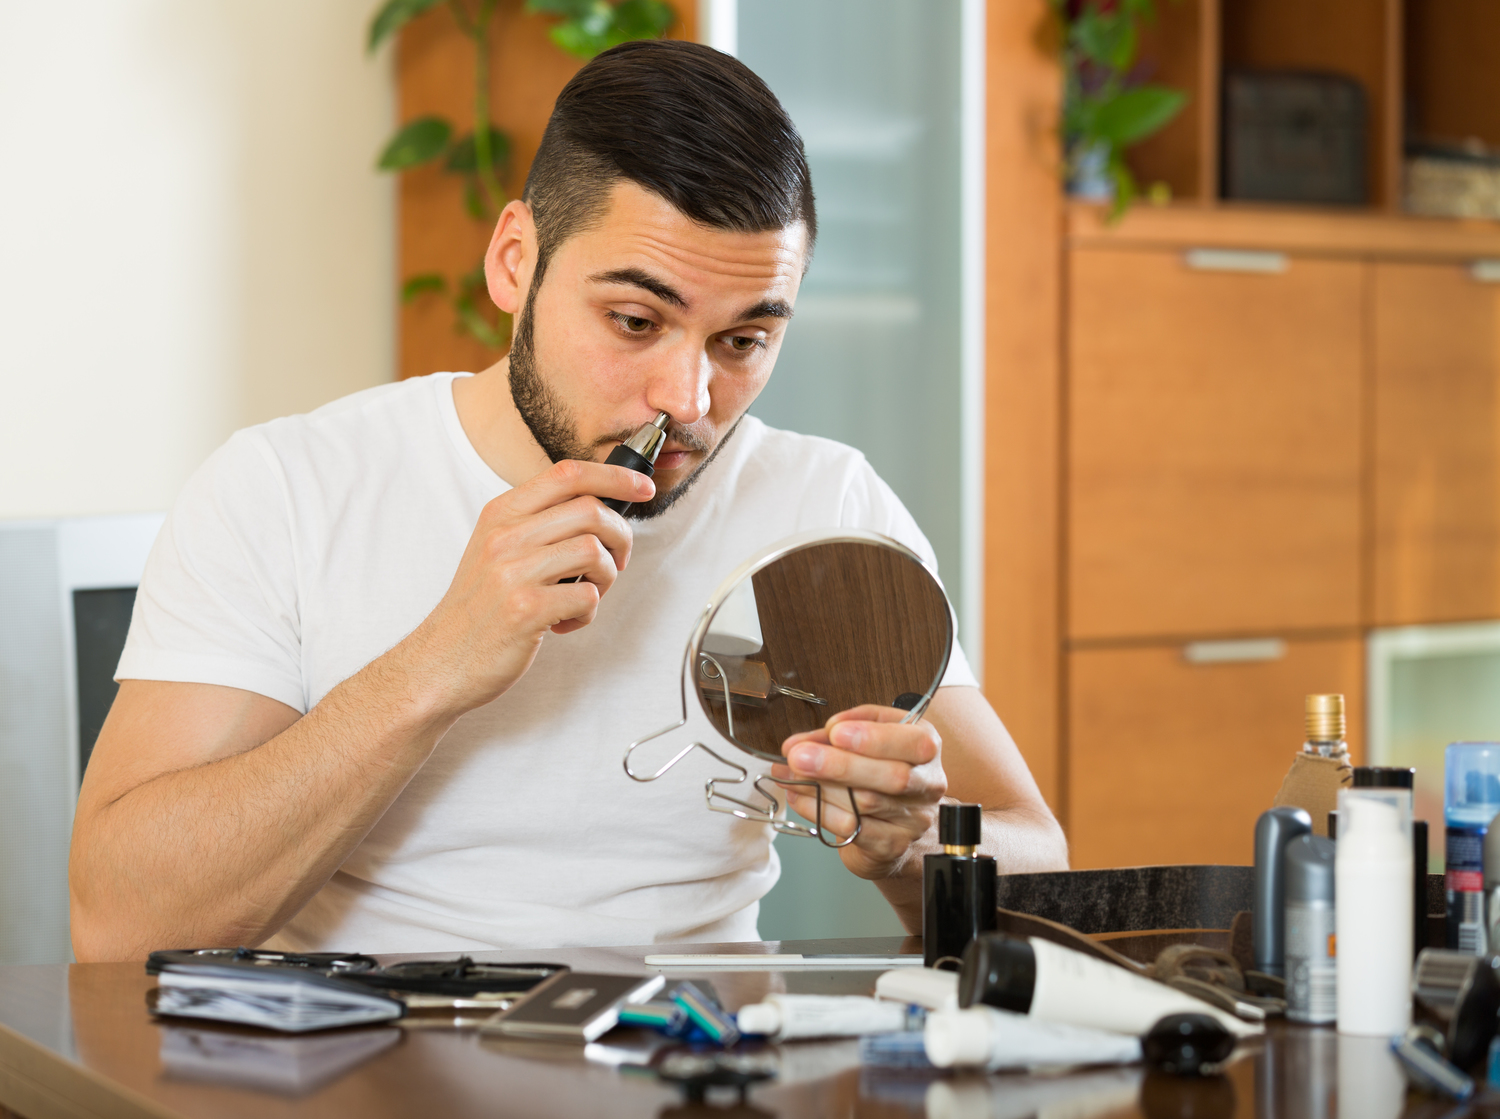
736,994 -> 913,1040
924,1005 -> 1142,1071
1027,938 -> 1261,1038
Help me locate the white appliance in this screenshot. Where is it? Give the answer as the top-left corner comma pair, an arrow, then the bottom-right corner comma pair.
0,513 -> 163,964
1368,622 -> 1500,870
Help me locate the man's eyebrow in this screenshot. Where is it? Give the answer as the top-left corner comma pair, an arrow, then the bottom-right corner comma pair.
736,299 -> 793,322
587,267 -> 687,308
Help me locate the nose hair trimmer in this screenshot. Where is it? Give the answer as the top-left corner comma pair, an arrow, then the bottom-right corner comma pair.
560,412 -> 669,584
599,411 -> 670,515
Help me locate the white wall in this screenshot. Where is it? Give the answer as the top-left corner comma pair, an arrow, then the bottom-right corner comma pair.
0,0 -> 395,520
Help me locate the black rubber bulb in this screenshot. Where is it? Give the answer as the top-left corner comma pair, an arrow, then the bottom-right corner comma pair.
1142,1013 -> 1236,1077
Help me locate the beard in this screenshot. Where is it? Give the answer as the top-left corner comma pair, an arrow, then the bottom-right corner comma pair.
508,279 -> 742,520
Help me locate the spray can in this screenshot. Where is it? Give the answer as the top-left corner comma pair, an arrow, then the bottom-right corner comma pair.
1285,834 -> 1337,1024
1445,743 -> 1500,954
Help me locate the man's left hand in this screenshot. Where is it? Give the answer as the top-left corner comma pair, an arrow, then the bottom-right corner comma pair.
770,704 -> 948,880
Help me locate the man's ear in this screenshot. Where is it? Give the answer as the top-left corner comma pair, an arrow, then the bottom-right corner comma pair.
485,199 -> 534,315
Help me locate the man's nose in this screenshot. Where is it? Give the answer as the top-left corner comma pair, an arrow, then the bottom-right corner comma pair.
646,344 -> 712,426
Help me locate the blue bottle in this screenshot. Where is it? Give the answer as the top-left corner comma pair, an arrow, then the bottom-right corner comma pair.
1445,743 -> 1500,953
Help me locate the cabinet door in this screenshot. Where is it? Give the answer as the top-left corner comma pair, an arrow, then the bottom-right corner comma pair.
1373,261 -> 1500,625
1067,637 -> 1364,869
1068,248 -> 1364,640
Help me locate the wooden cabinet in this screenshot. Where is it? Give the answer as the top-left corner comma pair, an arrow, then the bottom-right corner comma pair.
1067,248 -> 1365,640
1373,261 -> 1500,625
1067,637 -> 1365,869
985,3 -> 1500,869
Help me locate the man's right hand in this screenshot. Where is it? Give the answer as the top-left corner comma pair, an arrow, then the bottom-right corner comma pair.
396,458 -> 655,717
69,458 -> 654,961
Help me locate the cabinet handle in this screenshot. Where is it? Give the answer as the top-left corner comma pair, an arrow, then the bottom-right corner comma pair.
1184,249 -> 1288,275
1182,638 -> 1287,665
1472,260 -> 1500,284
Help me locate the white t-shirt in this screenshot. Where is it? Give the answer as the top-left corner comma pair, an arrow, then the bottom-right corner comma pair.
119,372 -> 977,952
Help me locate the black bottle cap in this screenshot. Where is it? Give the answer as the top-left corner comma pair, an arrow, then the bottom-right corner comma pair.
1353,766 -> 1415,789
958,933 -> 1036,1013
939,803 -> 983,847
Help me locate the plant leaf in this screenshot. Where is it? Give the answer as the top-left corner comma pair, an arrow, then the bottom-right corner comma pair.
367,0 -> 443,53
401,273 -> 447,302
377,116 -> 452,171
613,0 -> 674,38
1090,85 -> 1186,146
1073,10 -> 1135,71
457,264 -> 488,294
453,291 -> 508,348
524,0 -> 596,15
548,21 -> 604,57
542,0 -> 671,59
444,126 -> 511,175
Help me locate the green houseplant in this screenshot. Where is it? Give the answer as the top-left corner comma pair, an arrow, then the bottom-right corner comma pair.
1053,0 -> 1187,215
368,0 -> 676,348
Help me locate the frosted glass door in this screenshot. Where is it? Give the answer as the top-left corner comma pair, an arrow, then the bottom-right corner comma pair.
738,0 -> 971,941
738,0 -> 967,638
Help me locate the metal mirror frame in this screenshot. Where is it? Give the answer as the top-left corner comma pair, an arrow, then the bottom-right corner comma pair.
622,529 -> 955,847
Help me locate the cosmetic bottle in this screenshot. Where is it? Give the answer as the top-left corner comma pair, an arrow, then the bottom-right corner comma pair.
1284,834 -> 1337,1024
1253,806 -> 1313,977
922,804 -> 996,968
1272,694 -> 1353,837
1445,743 -> 1500,953
1352,765 -> 1427,957
1336,787 -> 1413,1036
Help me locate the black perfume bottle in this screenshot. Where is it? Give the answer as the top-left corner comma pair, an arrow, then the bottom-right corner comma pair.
923,803 -> 997,967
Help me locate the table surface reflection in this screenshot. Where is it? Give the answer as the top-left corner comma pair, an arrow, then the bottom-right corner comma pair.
0,935 -> 1445,1119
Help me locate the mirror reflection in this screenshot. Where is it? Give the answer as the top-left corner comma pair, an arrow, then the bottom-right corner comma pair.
693,535 -> 953,764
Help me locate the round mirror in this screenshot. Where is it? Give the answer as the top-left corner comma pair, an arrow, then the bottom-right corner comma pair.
692,531 -> 953,762
624,530 -> 954,845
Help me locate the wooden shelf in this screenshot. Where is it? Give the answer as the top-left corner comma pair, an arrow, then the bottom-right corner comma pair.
1125,0 -> 1500,215
1068,199 -> 1500,260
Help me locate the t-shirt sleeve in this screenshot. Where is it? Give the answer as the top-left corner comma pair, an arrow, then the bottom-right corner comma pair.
116,429 -> 307,712
838,459 -> 979,690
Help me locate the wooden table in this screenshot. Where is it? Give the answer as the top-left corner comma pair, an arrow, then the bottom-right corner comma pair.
0,936 -> 1431,1119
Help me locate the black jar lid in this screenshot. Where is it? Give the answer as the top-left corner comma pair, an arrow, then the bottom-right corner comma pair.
958,933 -> 1036,1013
939,803 -> 983,846
1353,766 -> 1416,789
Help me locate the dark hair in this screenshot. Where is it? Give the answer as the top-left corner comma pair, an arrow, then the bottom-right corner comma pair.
522,40 -> 816,283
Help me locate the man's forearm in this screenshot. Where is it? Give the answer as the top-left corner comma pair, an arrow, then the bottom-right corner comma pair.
874,807 -> 1069,934
69,652 -> 455,961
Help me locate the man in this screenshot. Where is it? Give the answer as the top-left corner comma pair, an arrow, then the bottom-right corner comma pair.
70,41 -> 1066,961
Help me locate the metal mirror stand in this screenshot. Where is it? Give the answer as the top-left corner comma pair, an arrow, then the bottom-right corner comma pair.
622,635 -> 861,848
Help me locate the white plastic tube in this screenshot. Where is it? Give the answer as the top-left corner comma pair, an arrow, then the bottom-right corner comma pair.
924,1005 -> 1142,1070
736,994 -> 912,1040
876,967 -> 959,1011
1026,939 -> 1261,1038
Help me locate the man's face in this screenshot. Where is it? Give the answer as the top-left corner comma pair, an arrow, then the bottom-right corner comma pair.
507,181 -> 808,518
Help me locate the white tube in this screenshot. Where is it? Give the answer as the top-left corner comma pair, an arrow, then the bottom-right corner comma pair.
924,1005 -> 1142,1071
736,994 -> 911,1040
876,966 -> 959,1010
1027,939 -> 1261,1038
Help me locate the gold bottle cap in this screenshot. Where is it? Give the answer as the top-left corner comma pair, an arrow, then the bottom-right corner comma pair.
1305,694 -> 1346,742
